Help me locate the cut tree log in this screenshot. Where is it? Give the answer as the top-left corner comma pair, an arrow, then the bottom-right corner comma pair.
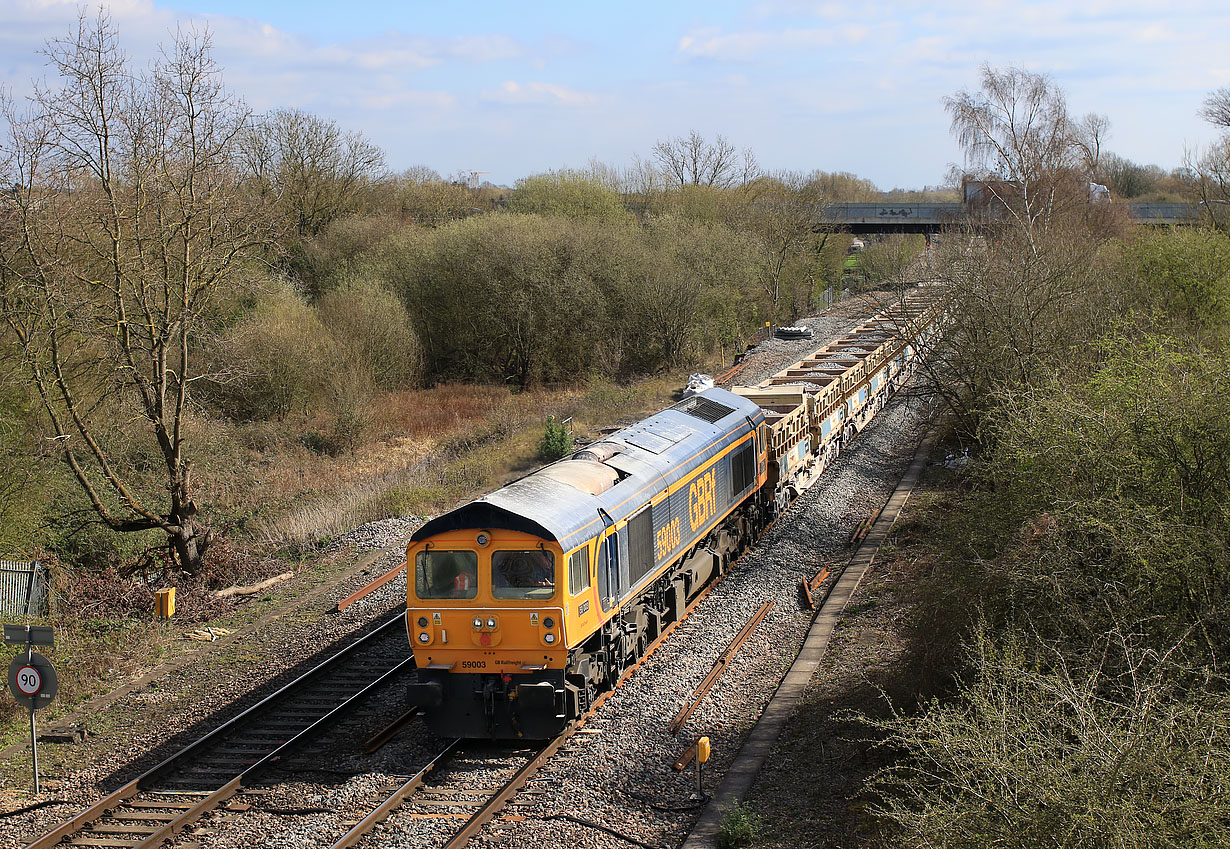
214,571 -> 294,599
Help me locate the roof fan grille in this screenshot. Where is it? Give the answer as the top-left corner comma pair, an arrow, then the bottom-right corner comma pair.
674,396 -> 736,424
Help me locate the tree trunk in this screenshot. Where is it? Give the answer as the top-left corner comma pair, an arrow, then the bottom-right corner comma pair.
171,519 -> 214,575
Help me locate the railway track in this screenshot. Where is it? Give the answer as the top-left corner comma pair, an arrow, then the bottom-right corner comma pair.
320,503 -> 792,849
22,439 -> 789,849
25,615 -> 415,849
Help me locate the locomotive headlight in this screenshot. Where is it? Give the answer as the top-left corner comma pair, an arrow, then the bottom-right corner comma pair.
473,617 -> 483,630
417,632 -> 430,643
542,616 -> 555,629
417,616 -> 429,628
476,532 -> 490,546
486,617 -> 497,629
544,632 -> 556,644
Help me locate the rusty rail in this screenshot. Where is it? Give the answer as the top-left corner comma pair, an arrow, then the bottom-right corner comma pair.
714,360 -> 749,385
673,739 -> 702,772
669,600 -> 774,734
364,705 -> 421,754
335,560 -> 406,612
798,568 -> 831,610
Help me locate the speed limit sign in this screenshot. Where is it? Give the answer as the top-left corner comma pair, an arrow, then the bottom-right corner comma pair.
16,665 -> 40,695
8,652 -> 56,710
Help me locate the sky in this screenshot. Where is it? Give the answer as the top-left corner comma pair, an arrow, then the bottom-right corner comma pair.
2,0 -> 1228,189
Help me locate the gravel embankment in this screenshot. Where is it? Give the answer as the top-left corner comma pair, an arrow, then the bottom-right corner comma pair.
722,292 -> 893,390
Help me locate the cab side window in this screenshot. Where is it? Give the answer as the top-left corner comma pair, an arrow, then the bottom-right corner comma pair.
568,547 -> 591,595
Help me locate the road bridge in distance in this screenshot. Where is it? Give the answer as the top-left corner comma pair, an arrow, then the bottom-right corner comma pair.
825,202 -> 1201,234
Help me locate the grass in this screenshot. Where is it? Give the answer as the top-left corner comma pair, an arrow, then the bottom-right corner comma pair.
205,376 -> 679,552
719,801 -> 765,848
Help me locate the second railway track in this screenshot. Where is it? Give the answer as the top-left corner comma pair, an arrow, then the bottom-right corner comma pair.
25,614 -> 416,849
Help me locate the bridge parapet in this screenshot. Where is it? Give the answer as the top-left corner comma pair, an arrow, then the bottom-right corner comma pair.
1127,202 -> 1200,223
822,201 -> 1201,233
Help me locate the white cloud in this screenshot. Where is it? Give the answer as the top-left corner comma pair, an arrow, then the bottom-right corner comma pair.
359,90 -> 456,109
676,27 -> 860,60
3,0 -> 1228,188
481,80 -> 596,107
0,0 -> 536,130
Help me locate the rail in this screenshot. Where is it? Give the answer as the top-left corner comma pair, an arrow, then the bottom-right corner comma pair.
669,601 -> 774,733
335,560 -> 406,612
25,613 -> 412,849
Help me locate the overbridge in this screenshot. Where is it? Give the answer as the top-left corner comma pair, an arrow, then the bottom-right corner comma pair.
824,202 -> 1200,234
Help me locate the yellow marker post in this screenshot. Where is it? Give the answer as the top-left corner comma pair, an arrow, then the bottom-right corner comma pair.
696,735 -> 711,793
155,587 -> 176,619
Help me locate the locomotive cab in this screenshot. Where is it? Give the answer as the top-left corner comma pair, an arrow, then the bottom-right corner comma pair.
406,528 -> 573,739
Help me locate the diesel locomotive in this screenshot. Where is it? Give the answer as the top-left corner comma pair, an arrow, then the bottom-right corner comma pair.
404,289 -> 945,739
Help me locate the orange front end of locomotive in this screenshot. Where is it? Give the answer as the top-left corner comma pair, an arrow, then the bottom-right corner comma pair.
405,528 -> 575,738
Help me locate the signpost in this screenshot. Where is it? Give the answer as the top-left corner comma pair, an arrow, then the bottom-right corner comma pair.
5,624 -> 56,793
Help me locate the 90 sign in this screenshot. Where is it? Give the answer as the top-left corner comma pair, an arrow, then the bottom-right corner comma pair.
8,651 -> 57,710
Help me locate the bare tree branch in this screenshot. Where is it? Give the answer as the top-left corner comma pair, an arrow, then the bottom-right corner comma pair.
0,10 -> 278,572
652,131 -> 758,189
1200,86 -> 1230,130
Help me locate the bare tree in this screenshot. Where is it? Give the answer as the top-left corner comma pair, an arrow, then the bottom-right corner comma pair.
401,164 -> 443,184
241,108 -> 386,236
910,65 -> 1130,438
1196,88 -> 1230,231
1192,140 -> 1230,232
1074,112 -> 1111,180
0,12 -> 276,573
945,64 -> 1089,249
1201,86 -> 1230,129
584,156 -> 624,191
652,131 -> 758,189
737,172 -> 826,321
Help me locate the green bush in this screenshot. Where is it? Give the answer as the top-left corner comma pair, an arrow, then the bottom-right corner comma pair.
870,629 -> 1230,849
317,284 -> 423,389
718,801 -> 763,849
506,170 -> 630,223
537,416 -> 572,461
1124,227 -> 1230,334
354,212 -> 766,384
208,282 -> 335,420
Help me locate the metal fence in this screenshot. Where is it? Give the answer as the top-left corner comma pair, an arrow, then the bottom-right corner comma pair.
0,560 -> 49,616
